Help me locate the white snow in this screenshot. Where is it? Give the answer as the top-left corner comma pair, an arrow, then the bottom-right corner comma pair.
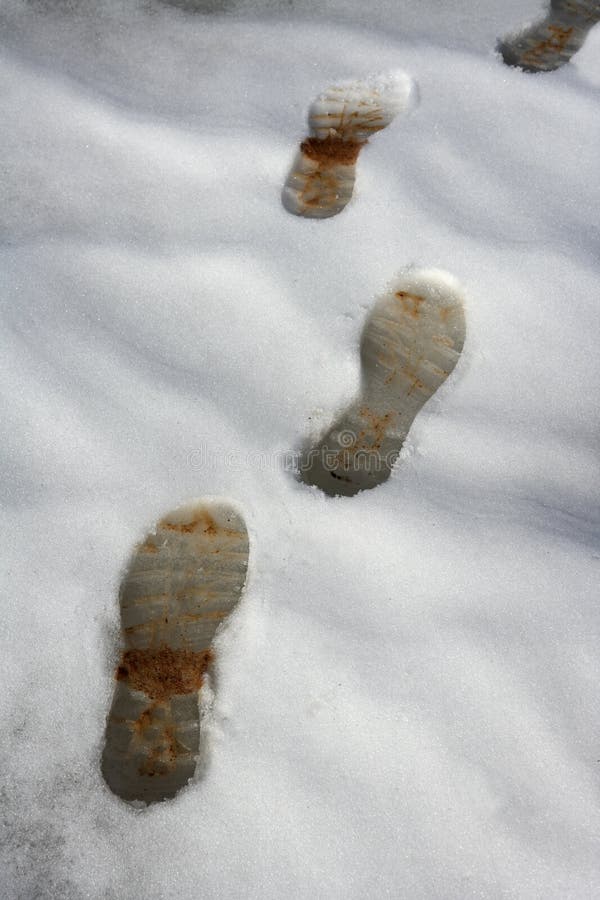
1,0 -> 599,897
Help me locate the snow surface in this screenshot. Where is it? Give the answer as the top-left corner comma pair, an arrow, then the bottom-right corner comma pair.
1,0 -> 600,897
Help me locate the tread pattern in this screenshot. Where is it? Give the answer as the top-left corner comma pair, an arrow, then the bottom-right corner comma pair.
101,501 -> 249,804
282,74 -> 411,219
299,270 -> 466,496
498,0 -> 600,72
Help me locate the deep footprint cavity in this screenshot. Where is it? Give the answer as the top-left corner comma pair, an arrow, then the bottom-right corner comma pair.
498,0 -> 600,72
282,71 -> 415,219
101,500 -> 249,804
298,269 -> 466,497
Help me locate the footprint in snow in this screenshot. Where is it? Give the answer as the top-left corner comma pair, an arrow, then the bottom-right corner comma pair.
101,501 -> 249,805
498,0 -> 600,72
298,268 -> 466,497
282,71 -> 415,219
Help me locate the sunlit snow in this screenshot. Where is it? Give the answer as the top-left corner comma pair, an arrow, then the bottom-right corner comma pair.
1,0 -> 599,897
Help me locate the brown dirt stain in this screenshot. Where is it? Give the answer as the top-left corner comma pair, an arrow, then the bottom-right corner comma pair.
161,509 -> 219,536
159,510 -> 243,541
356,407 -> 395,452
301,136 -> 362,166
329,408 -> 396,479
132,705 -> 155,737
395,291 -> 425,319
140,539 -> 159,554
116,644 -> 214,702
400,365 -> 425,396
303,175 -> 339,205
522,24 -> 574,65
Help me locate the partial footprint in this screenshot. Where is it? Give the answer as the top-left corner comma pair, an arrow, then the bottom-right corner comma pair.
298,269 -> 466,497
498,0 -> 600,72
101,500 -> 249,804
282,71 -> 415,219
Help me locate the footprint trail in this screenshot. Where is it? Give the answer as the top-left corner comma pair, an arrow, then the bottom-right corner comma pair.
299,269 -> 466,497
101,500 -> 249,804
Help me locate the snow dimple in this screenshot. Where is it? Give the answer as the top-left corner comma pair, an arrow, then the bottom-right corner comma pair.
298,269 -> 466,497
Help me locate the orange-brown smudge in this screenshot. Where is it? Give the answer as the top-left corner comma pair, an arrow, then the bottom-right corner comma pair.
400,365 -> 425,396
395,291 -> 425,319
351,407 -> 395,452
161,510 -> 219,536
116,644 -> 214,701
159,510 -> 243,540
301,136 -> 363,166
300,171 -> 341,207
522,24 -> 574,64
140,539 -> 159,554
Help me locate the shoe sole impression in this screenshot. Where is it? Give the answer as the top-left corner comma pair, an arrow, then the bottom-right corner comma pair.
298,269 -> 466,497
498,0 -> 600,72
282,71 -> 414,219
101,500 -> 249,804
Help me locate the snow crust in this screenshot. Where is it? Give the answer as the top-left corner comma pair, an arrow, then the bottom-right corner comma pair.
1,0 -> 599,897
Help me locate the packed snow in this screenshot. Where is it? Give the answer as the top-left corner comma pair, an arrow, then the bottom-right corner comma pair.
1,0 -> 599,897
